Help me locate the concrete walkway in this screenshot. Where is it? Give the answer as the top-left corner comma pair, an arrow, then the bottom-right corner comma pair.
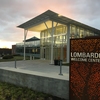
0,59 -> 69,80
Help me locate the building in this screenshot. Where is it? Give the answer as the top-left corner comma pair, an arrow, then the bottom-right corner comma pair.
17,10 -> 100,64
16,36 -> 40,58
12,45 -> 16,55
0,48 -> 12,56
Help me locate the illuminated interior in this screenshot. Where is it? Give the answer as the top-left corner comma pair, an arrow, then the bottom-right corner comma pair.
28,20 -> 62,32
40,24 -> 96,61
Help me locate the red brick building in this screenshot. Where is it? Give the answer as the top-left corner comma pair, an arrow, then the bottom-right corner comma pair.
12,45 -> 16,55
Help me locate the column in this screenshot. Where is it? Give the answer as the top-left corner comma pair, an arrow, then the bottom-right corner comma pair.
66,24 -> 70,63
24,29 -> 28,60
50,21 -> 54,64
44,21 -> 58,64
61,36 -> 63,60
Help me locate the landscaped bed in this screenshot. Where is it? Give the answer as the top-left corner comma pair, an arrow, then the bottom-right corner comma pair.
0,55 -> 30,62
0,81 -> 65,100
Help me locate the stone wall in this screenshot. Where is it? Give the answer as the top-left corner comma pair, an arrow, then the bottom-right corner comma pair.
0,68 -> 69,100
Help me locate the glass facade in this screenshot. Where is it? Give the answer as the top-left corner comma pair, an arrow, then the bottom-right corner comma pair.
70,25 -> 95,38
40,25 -> 67,61
40,24 -> 98,61
16,40 -> 40,58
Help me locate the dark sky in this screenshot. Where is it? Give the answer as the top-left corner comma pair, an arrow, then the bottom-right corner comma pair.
0,0 -> 100,48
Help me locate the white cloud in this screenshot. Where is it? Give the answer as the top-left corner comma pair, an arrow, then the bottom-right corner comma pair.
0,0 -> 100,48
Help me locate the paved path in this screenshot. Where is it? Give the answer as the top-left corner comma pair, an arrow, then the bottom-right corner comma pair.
0,60 -> 69,80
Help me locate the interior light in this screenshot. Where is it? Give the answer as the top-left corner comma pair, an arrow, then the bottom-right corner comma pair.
58,14 -> 62,17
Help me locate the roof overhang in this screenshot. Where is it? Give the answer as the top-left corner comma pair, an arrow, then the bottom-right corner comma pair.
17,10 -> 100,34
17,10 -> 65,32
28,20 -> 62,32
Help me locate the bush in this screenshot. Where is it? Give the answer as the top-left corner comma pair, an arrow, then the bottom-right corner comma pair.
0,82 -> 65,100
13,54 -> 21,56
3,55 -> 13,59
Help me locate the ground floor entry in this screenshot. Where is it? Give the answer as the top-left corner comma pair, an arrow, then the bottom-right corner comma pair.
40,46 -> 67,61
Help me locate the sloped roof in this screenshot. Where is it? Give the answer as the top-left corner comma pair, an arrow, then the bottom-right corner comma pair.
18,10 -> 100,35
25,36 -> 40,42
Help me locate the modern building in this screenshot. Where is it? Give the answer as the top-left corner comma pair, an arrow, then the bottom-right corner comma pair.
18,10 -> 100,64
16,36 -> 40,58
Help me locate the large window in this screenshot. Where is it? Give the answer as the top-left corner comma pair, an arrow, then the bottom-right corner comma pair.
40,23 -> 98,61
40,25 -> 67,61
70,25 -> 95,38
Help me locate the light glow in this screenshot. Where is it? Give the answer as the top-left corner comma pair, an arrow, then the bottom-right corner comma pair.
0,41 -> 16,49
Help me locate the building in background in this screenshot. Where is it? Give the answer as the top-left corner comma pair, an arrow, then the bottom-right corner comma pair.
18,10 -> 100,64
16,36 -> 40,58
12,45 -> 16,55
0,48 -> 12,56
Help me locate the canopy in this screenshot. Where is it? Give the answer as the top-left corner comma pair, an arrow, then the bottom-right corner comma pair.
18,10 -> 100,35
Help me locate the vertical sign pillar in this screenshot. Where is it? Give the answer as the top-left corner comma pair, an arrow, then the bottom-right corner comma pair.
70,37 -> 100,100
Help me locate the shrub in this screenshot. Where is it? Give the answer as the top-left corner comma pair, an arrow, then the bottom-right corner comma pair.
3,55 -> 13,59
0,82 -> 65,100
13,54 -> 21,56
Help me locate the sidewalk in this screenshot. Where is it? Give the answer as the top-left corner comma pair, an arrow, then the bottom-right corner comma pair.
0,59 -> 69,80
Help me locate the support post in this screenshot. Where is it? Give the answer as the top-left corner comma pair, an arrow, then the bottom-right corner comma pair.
50,21 -> 54,64
59,60 -> 63,75
61,39 -> 63,60
44,21 -> 58,64
66,24 -> 70,63
24,29 -> 28,60
15,59 -> 16,68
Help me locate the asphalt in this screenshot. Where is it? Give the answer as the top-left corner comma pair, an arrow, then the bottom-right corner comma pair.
0,59 -> 69,80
